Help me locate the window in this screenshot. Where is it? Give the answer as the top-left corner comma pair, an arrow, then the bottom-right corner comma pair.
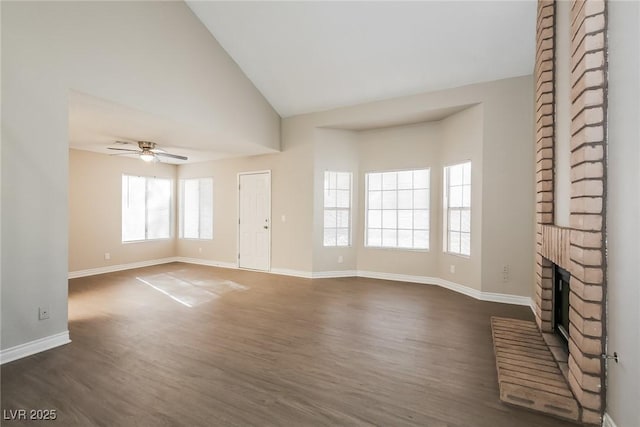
179,178 -> 213,240
122,175 -> 171,242
323,171 -> 352,246
365,169 -> 430,250
444,162 -> 471,256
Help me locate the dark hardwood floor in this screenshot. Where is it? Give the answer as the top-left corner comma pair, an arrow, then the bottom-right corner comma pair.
1,263 -> 577,426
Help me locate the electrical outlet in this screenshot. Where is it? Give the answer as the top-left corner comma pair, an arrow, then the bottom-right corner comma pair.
198,247 -> 203,254
104,252 -> 110,260
38,306 -> 50,321
338,255 -> 344,264
502,265 -> 510,282
281,214 -> 286,223
450,265 -> 456,274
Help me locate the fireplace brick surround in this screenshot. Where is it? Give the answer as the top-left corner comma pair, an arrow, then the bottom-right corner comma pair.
533,0 -> 607,424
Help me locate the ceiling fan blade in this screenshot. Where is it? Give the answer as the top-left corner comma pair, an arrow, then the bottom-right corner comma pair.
109,152 -> 137,156
114,140 -> 135,145
150,148 -> 166,153
155,152 -> 188,161
108,147 -> 140,152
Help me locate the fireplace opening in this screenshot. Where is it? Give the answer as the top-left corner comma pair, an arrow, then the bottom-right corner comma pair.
553,265 -> 571,346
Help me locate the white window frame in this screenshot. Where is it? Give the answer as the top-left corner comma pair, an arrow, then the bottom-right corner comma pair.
323,171 -> 352,247
179,177 -> 214,240
364,168 -> 430,251
443,161 -> 472,257
122,174 -> 173,243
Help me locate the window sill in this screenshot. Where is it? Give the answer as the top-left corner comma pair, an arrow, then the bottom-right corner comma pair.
444,251 -> 471,259
122,238 -> 173,244
364,246 -> 430,253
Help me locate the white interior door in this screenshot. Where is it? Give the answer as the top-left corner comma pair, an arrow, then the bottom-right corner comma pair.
238,171 -> 271,271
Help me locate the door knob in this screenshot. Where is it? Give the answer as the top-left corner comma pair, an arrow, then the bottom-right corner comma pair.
263,225 -> 269,229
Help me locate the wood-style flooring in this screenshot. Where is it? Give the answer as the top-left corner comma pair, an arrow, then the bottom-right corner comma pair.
1,263 -> 577,426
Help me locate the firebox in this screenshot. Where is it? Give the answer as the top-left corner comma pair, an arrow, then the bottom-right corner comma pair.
553,265 -> 571,346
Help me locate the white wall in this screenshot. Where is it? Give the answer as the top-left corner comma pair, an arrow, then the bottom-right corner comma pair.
69,150 -> 177,273
605,1 -> 640,426
177,129 -> 314,273
285,76 -> 534,297
440,106 -> 484,290
1,1 -> 279,351
355,122 -> 443,277
312,129 -> 360,272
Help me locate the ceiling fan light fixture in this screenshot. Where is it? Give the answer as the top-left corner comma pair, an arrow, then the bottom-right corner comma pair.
140,151 -> 155,162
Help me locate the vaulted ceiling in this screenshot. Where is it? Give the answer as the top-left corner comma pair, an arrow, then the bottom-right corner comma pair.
187,1 -> 537,118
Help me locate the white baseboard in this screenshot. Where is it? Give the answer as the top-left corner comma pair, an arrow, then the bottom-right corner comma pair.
0,331 -> 71,365
173,257 -> 237,270
603,413 -> 618,427
312,270 -> 357,279
270,268 -> 314,279
68,257 -> 178,279
357,270 -> 532,306
69,257 -> 531,307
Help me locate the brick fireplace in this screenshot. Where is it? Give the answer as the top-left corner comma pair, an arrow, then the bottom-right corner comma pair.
533,0 -> 607,424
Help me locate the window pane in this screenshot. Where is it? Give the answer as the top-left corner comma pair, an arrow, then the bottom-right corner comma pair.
324,171 -> 351,247
328,172 -> 337,189
336,173 -> 350,190
368,210 -> 382,228
336,210 -> 349,228
382,210 -> 397,229
461,210 -> 471,233
449,186 -> 463,208
324,228 -> 337,246
450,164 -> 463,186
336,228 -> 349,246
450,210 -> 461,232
122,175 -> 146,241
365,169 -> 429,250
324,210 -> 337,228
382,190 -> 397,209
382,172 -> 397,190
414,210 -> 429,230
324,188 -> 336,208
382,229 -> 397,247
414,230 -> 429,249
463,162 -> 471,185
183,179 -> 199,239
398,230 -> 412,247
461,232 -> 471,256
414,169 -> 429,189
398,210 -> 412,229
449,231 -> 461,253
414,189 -> 429,209
368,229 -> 382,246
324,172 -> 332,191
368,191 -> 382,209
462,185 -> 471,208
336,190 -> 350,208
368,173 -> 382,191
398,190 -> 412,209
397,171 -> 413,189
147,178 -> 170,239
199,178 -> 213,239
445,162 -> 471,255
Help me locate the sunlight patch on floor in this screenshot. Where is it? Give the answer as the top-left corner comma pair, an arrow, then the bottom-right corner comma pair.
136,273 -> 248,307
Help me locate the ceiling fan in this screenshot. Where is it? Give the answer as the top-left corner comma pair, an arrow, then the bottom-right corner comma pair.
108,141 -> 188,162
